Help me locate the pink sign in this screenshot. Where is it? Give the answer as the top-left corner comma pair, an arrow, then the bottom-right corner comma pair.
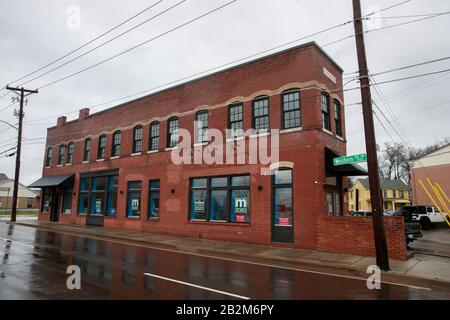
235,215 -> 245,222
278,217 -> 290,225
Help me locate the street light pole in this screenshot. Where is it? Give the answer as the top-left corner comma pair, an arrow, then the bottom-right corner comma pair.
5,86 -> 38,223
352,0 -> 390,270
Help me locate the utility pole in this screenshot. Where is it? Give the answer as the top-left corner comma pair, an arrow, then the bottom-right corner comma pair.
5,86 -> 38,223
352,0 -> 390,270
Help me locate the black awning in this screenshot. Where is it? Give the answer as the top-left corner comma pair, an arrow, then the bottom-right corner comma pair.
325,148 -> 368,177
28,174 -> 74,188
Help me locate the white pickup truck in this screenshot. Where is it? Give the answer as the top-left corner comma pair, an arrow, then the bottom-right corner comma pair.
400,205 -> 449,229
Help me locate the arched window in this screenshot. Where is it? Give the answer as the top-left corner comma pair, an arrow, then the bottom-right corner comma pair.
58,144 -> 65,165
84,138 -> 91,161
321,92 -> 331,131
149,121 -> 160,151
167,117 -> 179,148
195,110 -> 208,143
45,147 -> 53,167
112,131 -> 121,157
67,142 -> 74,164
281,89 -> 301,129
252,96 -> 269,134
334,100 -> 342,137
98,135 -> 107,160
228,102 -> 244,138
132,125 -> 143,153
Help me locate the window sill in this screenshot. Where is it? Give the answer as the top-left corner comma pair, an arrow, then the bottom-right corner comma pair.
250,132 -> 270,139
336,135 -> 345,141
65,163 -> 72,166
193,142 -> 208,147
131,152 -> 142,157
188,220 -> 250,227
226,136 -> 244,142
110,156 -> 120,160
57,164 -> 63,167
82,161 -> 90,164
146,217 -> 159,222
147,150 -> 158,154
125,216 -> 140,220
322,128 -> 333,136
280,127 -> 302,134
45,166 -> 51,169
165,146 -> 179,151
96,159 -> 105,162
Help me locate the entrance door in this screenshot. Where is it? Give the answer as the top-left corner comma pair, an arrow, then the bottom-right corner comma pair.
271,169 -> 294,243
50,192 -> 60,222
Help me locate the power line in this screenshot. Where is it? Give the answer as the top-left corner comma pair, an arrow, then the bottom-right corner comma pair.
373,68 -> 450,86
17,0 -> 188,88
371,56 -> 450,77
36,0 -> 239,90
2,0 -> 167,89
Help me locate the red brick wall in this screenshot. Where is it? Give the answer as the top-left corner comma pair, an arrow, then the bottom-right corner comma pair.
318,216 -> 407,260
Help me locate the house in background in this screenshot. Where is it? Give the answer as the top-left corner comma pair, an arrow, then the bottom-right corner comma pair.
348,178 -> 411,212
410,143 -> 450,205
0,173 -> 40,210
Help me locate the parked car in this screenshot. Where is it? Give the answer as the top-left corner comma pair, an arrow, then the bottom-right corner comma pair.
350,211 -> 391,217
388,211 -> 423,244
399,205 -> 448,230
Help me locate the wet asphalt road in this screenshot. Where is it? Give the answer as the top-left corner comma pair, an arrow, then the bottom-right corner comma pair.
0,222 -> 449,300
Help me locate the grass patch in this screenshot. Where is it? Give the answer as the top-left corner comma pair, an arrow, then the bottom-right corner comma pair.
0,210 -> 38,216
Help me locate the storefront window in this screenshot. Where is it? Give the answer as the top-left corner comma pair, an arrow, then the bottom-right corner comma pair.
62,189 -> 72,214
78,175 -> 118,216
148,180 -> 160,219
42,192 -> 51,212
127,181 -> 141,217
327,191 -> 342,216
189,175 -> 250,223
272,169 -> 293,227
106,176 -> 118,216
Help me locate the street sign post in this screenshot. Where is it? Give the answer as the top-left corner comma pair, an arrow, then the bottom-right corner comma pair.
333,153 -> 367,166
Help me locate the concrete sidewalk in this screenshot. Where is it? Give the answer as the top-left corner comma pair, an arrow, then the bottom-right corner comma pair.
9,220 -> 450,285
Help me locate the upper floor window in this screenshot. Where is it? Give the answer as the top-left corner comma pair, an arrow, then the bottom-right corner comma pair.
195,110 -> 208,143
133,125 -> 143,153
149,121 -> 160,151
45,147 -> 53,167
67,142 -> 74,164
84,138 -> 91,161
58,144 -> 65,165
98,135 -> 107,160
228,103 -> 243,138
334,100 -> 342,137
167,117 -> 179,148
252,97 -> 269,134
321,92 -> 331,131
282,90 -> 301,129
112,131 -> 121,157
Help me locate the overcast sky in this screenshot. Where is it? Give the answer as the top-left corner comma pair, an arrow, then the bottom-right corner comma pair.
1,0 -> 449,185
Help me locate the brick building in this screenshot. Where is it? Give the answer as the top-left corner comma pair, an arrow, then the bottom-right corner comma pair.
410,143 -> 450,206
30,42 -> 407,259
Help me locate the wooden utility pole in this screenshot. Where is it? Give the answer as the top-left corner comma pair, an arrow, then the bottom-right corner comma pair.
5,86 -> 38,223
352,0 -> 390,270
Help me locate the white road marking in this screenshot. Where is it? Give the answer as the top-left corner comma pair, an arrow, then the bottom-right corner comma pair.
9,224 -> 432,291
0,236 -> 35,249
143,272 -> 250,300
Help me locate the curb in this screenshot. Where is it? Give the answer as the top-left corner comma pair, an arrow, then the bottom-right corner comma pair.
10,221 -> 450,287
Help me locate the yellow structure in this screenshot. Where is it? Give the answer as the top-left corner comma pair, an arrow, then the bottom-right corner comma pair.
348,178 -> 411,213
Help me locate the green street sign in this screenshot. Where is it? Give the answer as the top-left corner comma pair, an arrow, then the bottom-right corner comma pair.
333,153 -> 367,166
